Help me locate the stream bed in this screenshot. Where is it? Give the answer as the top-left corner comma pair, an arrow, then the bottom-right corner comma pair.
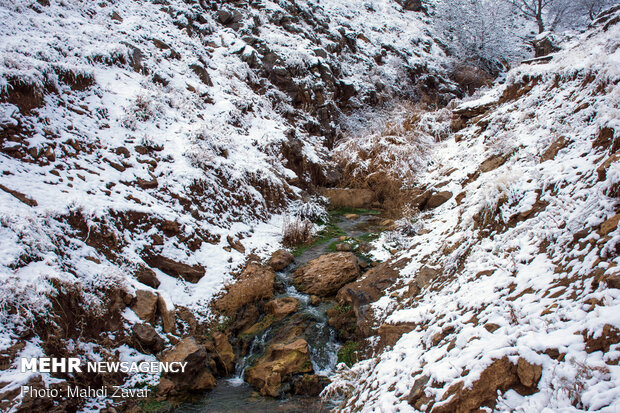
177,212 -> 385,412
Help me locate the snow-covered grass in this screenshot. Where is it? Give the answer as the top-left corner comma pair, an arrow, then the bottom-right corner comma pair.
325,9 -> 620,412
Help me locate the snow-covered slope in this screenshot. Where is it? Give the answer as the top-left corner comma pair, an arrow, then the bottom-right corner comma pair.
326,8 -> 620,412
0,0 -> 456,410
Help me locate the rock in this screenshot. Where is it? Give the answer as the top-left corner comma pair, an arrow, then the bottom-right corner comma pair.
268,249 -> 294,271
593,126 -> 618,153
136,177 -> 158,189
190,63 -> 213,87
344,213 -> 359,220
433,356 -> 520,413
152,39 -> 171,50
265,297 -> 299,318
584,323 -> 620,353
143,255 -> 205,283
132,323 -> 164,354
160,337 -> 216,394
310,295 -> 321,306
336,243 -> 352,251
599,213 -> 620,236
132,290 -> 158,322
214,263 -> 276,315
226,235 -> 245,254
293,252 -> 360,296
245,338 -> 313,397
157,293 -> 176,334
425,191 -> 452,209
291,374 -> 330,396
517,358 -> 542,388
212,332 -> 235,375
400,0 -> 423,11
596,152 -> 620,181
321,188 -> 375,209
162,220 -> 180,235
479,153 -> 510,173
110,11 -> 123,22
135,266 -> 160,289
540,136 -> 568,162
337,260 -> 406,335
0,184 -> 38,207
407,375 -> 430,408
378,322 -> 416,349
380,219 -> 394,227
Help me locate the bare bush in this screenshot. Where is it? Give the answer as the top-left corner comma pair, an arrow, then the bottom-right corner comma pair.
282,216 -> 314,247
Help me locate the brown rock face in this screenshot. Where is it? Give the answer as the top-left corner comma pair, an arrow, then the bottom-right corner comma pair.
293,252 -> 360,297
378,322 -> 417,349
268,249 -> 294,271
143,255 -> 205,283
132,323 -> 164,354
245,338 -> 313,397
265,297 -> 299,318
214,263 -> 276,315
132,290 -> 158,322
599,213 -> 620,236
160,337 -> 216,394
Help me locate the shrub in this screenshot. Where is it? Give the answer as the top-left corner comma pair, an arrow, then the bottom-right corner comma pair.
282,216 -> 314,247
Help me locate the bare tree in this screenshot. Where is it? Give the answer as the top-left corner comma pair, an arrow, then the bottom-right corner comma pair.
504,0 -> 552,33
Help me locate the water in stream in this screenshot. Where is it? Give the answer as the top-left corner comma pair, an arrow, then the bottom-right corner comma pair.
177,213 -> 385,412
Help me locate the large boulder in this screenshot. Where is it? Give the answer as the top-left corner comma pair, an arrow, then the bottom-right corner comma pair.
214,263 -> 276,315
268,249 -> 295,271
245,338 -> 313,397
159,337 -> 216,395
293,253 -> 360,296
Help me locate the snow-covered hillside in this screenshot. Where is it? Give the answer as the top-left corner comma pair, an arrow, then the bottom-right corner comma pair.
326,7 -> 620,412
0,0 -> 457,410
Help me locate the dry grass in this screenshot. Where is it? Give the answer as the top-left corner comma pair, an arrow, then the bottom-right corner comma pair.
282,216 -> 314,247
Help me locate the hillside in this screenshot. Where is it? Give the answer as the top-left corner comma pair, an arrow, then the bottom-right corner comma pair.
326,7 -> 620,412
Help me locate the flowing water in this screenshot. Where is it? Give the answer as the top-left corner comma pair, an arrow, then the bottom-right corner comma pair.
177,213 -> 385,412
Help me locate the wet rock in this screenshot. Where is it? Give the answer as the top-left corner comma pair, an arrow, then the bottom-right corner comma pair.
212,332 -> 235,375
132,323 -> 164,354
265,297 -> 299,318
517,358 -> 542,388
132,290 -> 158,322
268,249 -> 294,271
245,338 -> 313,397
143,255 -> 205,283
214,263 -> 276,315
135,266 -> 160,289
157,293 -> 176,334
291,374 -> 330,396
159,337 -> 216,395
293,252 -> 360,297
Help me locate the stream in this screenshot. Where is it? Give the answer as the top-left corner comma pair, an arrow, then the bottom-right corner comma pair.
177,213 -> 385,412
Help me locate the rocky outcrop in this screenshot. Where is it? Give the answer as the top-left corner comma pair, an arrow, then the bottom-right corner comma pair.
268,249 -> 295,271
214,263 -> 276,315
212,332 -> 235,376
245,338 -> 313,397
157,293 -> 176,334
294,252 -> 360,296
